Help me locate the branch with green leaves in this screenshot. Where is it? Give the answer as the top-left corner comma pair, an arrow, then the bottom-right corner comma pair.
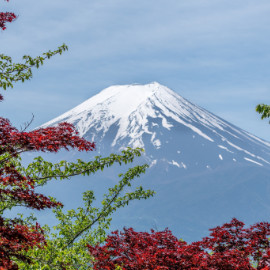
256,104 -> 270,121
14,150 -> 155,270
0,43 -> 68,90
0,148 -> 147,213
21,148 -> 145,186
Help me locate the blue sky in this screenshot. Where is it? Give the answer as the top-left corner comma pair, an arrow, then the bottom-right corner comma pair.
1,0 -> 270,140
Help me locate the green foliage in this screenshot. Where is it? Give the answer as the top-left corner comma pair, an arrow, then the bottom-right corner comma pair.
256,104 -> 270,120
14,148 -> 154,269
22,147 -> 145,185
0,44 -> 68,90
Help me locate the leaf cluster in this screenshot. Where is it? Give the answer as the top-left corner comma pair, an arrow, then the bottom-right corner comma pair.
256,104 -> 270,121
0,0 -> 16,31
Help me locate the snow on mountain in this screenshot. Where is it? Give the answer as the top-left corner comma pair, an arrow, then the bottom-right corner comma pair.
42,82 -> 270,169
44,82 -> 208,147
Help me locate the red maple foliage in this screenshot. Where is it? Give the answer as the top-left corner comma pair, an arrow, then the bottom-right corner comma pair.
88,218 -> 270,270
0,118 -> 95,269
0,0 -> 16,30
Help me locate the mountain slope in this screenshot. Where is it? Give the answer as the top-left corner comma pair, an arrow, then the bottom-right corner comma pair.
40,82 -> 270,241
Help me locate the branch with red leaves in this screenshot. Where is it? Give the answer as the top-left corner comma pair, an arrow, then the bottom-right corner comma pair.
0,0 -> 16,30
0,118 -> 95,158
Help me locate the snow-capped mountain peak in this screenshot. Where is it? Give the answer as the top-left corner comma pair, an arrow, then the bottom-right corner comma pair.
42,82 -> 270,169
41,82 -> 220,146
42,82 -> 193,147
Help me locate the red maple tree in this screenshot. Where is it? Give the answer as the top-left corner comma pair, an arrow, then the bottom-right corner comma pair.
88,219 -> 270,270
0,0 -> 16,30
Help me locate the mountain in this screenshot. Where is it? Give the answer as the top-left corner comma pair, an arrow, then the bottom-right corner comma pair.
40,82 -> 270,242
